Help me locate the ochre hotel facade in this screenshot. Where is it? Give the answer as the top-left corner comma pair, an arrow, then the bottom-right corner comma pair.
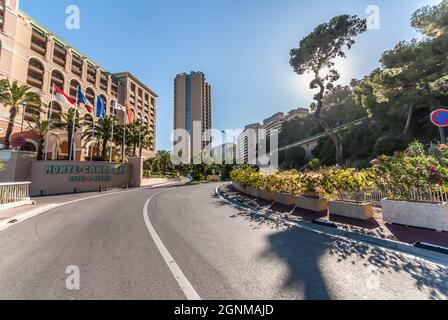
0,0 -> 157,160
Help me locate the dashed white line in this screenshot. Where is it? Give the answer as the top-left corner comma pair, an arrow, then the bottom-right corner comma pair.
143,189 -> 202,300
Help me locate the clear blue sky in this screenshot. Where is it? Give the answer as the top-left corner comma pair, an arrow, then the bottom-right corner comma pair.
21,0 -> 440,150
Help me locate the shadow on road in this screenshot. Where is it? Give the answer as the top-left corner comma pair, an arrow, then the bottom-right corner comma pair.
213,191 -> 448,300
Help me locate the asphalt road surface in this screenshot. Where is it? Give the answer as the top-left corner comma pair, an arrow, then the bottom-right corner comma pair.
0,183 -> 447,300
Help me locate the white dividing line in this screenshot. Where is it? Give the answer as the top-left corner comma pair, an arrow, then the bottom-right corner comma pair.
143,189 -> 202,300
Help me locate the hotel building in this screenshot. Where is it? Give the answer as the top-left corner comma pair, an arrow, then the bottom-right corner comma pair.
173,71 -> 212,160
0,0 -> 157,159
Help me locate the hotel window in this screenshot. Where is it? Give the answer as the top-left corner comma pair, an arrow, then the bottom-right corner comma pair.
24,102 -> 42,123
48,101 -> 62,122
27,58 -> 45,89
85,87 -> 95,106
30,27 -> 47,57
87,64 -> 96,85
53,41 -> 67,68
100,72 -> 108,91
69,79 -> 81,101
71,53 -> 83,77
111,79 -> 119,98
0,0 -> 5,31
50,69 -> 65,90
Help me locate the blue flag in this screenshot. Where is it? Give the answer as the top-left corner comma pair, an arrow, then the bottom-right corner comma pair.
96,96 -> 106,119
77,88 -> 93,113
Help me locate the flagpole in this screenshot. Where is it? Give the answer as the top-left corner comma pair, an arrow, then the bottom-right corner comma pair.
122,103 -> 126,163
69,86 -> 79,161
44,84 -> 55,161
110,100 -> 116,163
90,97 -> 96,162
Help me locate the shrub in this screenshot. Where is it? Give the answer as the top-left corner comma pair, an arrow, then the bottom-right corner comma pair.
326,168 -> 374,202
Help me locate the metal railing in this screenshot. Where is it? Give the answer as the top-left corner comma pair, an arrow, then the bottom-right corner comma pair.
0,182 -> 31,206
339,187 -> 448,206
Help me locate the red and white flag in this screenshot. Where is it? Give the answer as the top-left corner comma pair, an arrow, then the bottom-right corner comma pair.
125,102 -> 134,124
54,85 -> 75,108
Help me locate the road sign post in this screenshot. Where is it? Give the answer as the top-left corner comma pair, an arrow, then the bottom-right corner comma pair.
430,109 -> 448,144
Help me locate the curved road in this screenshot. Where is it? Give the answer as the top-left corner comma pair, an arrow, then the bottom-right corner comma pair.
0,183 -> 447,300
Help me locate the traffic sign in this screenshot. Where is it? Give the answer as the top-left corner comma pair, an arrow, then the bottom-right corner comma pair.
430,109 -> 448,127
12,136 -> 26,148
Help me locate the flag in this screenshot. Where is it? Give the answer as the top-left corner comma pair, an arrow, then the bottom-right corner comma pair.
96,96 -> 106,119
77,88 -> 94,113
54,85 -> 75,108
114,103 -> 126,112
125,103 -> 134,123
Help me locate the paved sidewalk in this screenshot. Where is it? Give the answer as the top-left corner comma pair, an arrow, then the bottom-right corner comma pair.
220,184 -> 448,247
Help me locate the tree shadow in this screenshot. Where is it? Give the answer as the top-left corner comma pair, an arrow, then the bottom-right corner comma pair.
261,228 -> 332,300
215,186 -> 448,300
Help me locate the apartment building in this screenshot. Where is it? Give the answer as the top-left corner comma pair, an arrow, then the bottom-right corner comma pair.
263,112 -> 285,137
0,0 -> 157,159
286,107 -> 309,121
174,71 -> 212,160
237,123 -> 261,165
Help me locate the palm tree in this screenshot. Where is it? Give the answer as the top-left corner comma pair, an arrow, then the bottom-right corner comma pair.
0,80 -> 41,149
138,126 -> 153,158
157,150 -> 172,175
83,116 -> 114,160
126,122 -> 140,157
27,116 -> 55,160
55,108 -> 81,159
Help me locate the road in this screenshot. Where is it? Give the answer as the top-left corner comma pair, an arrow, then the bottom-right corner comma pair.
0,183 -> 447,300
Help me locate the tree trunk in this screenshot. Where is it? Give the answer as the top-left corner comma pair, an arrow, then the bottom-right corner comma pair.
4,106 -> 17,150
37,137 -> 44,161
102,137 -> 108,159
403,104 -> 415,135
133,142 -> 137,157
313,75 -> 345,166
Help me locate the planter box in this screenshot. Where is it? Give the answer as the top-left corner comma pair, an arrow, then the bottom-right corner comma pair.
232,182 -> 245,193
276,192 -> 296,206
295,196 -> 328,212
246,186 -> 260,198
381,199 -> 448,232
260,189 -> 277,201
329,200 -> 373,220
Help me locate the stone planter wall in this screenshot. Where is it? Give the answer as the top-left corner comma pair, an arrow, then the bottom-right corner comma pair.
260,189 -> 277,201
276,192 -> 296,206
246,186 -> 260,198
328,200 -> 373,220
381,199 -> 448,232
295,196 -> 328,212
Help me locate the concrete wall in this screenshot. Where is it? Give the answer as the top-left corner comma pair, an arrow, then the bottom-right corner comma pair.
29,161 -> 133,196
0,150 -> 36,182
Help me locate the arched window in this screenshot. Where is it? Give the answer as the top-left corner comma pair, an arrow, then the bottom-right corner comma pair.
69,79 -> 81,101
84,114 -> 93,126
27,58 -> 45,89
48,101 -> 62,122
24,102 -> 42,123
85,87 -> 95,106
50,69 -> 65,90
21,142 -> 37,152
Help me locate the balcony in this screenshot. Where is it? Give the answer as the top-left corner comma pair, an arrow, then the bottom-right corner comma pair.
30,41 -> 46,56
71,65 -> 82,77
53,54 -> 66,68
27,74 -> 43,88
87,74 -> 96,85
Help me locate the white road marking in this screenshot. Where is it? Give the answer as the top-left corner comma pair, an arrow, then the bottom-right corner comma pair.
143,189 -> 202,300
